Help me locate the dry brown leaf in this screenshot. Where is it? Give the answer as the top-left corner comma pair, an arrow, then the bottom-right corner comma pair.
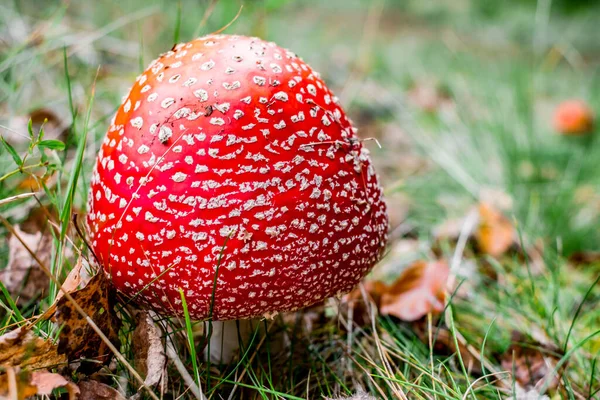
475,203 -> 515,257
132,312 -> 166,390
379,260 -> 449,321
0,368 -> 77,400
500,332 -> 563,391
0,326 -> 66,370
78,380 -> 126,400
54,270 -> 121,373
36,256 -> 92,323
55,256 -> 86,303
0,265 -> 117,375
1,225 -> 51,304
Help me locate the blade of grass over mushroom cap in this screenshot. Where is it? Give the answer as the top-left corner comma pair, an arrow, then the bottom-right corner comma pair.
178,288 -> 203,398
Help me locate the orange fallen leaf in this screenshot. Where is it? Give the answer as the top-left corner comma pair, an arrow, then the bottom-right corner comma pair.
56,256 -> 86,302
0,326 -> 66,370
553,99 -> 595,135
0,368 -> 78,400
0,266 -> 119,376
54,270 -> 121,373
475,203 -> 515,257
379,260 -> 449,321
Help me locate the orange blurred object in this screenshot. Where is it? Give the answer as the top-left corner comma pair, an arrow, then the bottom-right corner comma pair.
553,99 -> 595,135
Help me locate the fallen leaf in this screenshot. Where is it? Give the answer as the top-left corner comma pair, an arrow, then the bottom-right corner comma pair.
0,266 -> 118,374
553,99 -> 594,135
0,368 -> 77,400
1,225 -> 51,304
500,331 -> 564,391
55,256 -> 86,303
379,260 -> 449,321
18,206 -> 57,236
54,270 -> 121,373
132,312 -> 166,390
0,326 -> 66,370
78,380 -> 126,400
35,256 -> 92,326
475,203 -> 515,257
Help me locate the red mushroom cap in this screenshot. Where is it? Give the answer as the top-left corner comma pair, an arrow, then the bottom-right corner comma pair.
87,34 -> 388,320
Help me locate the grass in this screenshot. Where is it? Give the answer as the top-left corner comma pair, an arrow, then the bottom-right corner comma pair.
1,0 -> 599,398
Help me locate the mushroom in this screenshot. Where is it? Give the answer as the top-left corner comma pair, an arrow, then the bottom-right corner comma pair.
87,34 -> 388,361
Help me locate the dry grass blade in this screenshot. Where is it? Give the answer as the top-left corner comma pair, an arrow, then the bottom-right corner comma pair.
212,4 -> 243,35
0,192 -> 40,207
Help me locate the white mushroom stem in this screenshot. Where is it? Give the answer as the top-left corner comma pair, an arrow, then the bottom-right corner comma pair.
205,319 -> 261,364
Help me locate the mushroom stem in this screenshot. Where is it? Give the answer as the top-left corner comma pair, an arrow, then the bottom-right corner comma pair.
205,318 -> 260,364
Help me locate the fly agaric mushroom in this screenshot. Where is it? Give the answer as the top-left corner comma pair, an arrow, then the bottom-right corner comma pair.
87,34 -> 388,323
